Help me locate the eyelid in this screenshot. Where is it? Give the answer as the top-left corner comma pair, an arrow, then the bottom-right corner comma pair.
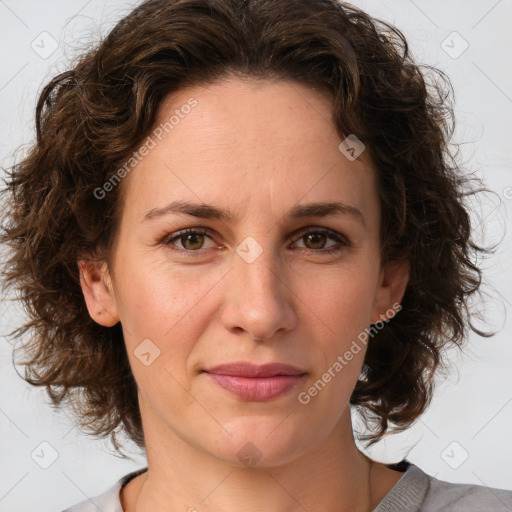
162,227 -> 217,248
287,226 -> 349,246
162,225 -> 350,254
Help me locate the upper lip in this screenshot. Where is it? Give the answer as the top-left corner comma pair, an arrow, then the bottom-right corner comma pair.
203,362 -> 306,377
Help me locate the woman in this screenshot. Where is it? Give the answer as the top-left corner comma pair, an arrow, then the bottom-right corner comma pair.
2,0 -> 511,511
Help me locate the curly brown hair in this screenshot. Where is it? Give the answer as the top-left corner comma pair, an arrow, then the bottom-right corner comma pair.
1,0 -> 487,454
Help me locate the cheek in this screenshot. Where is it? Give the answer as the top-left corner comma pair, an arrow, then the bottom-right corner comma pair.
113,256 -> 234,396
114,251 -> 217,337
299,265 -> 378,337
296,266 -> 377,402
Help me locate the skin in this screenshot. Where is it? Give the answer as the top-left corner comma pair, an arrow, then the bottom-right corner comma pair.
79,77 -> 409,512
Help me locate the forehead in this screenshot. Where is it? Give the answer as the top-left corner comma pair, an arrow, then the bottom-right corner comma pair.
150,78 -> 339,171
121,77 -> 377,223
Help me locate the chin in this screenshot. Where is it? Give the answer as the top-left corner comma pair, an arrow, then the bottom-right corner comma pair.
208,416 -> 315,469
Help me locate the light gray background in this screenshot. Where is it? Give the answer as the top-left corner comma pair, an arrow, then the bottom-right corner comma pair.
0,1 -> 511,511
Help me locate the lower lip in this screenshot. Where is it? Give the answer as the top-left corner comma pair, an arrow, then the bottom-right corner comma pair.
204,373 -> 305,401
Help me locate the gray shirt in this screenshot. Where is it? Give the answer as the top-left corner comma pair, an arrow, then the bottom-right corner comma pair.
60,461 -> 512,511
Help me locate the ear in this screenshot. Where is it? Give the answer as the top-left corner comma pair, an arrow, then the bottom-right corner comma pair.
77,258 -> 120,327
371,260 -> 409,323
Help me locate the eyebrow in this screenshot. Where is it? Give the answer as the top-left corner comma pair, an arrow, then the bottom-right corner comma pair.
142,200 -> 366,226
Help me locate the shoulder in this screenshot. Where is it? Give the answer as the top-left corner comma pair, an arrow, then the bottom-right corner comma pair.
58,467 -> 148,512
375,460 -> 512,512
422,470 -> 512,511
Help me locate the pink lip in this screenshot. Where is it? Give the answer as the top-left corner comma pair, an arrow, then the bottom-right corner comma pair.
203,362 -> 306,401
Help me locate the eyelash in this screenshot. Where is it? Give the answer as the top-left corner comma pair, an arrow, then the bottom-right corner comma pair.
162,227 -> 350,257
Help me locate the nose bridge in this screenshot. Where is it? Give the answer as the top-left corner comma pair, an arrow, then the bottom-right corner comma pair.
235,233 -> 286,303
222,233 -> 296,340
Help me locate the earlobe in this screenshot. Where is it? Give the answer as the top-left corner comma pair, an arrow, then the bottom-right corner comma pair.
371,260 -> 409,323
78,259 -> 120,327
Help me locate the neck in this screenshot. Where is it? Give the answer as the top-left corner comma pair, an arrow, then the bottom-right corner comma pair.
128,401 -> 377,512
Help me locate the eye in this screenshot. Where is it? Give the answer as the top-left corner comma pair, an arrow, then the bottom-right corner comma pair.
291,227 -> 349,254
164,228 -> 217,252
162,226 -> 349,257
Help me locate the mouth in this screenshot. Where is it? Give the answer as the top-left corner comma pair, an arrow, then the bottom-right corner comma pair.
202,362 -> 307,401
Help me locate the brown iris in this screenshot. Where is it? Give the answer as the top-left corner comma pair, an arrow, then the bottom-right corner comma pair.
180,233 -> 205,250
302,232 -> 327,250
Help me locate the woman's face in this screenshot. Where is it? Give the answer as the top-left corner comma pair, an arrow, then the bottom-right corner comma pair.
81,77 -> 407,467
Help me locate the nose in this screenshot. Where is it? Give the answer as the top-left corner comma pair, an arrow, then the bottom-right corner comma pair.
220,242 -> 297,342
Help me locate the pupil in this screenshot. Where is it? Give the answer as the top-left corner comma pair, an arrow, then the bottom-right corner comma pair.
306,233 -> 325,249
184,234 -> 203,250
